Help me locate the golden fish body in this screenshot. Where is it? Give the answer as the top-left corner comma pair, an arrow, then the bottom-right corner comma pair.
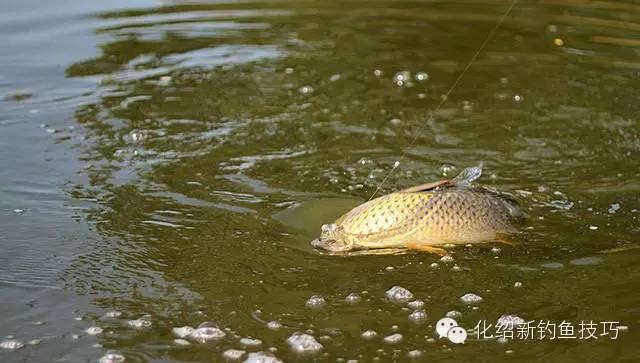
312,187 -> 522,252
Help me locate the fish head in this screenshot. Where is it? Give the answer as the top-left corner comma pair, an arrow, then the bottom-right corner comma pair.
311,223 -> 354,252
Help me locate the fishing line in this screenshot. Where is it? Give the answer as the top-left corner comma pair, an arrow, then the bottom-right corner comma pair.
368,0 -> 518,201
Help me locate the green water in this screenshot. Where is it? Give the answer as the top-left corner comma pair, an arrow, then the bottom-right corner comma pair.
1,0 -> 639,362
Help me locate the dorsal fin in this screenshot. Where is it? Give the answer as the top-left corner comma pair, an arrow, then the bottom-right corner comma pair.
398,164 -> 483,193
398,179 -> 453,193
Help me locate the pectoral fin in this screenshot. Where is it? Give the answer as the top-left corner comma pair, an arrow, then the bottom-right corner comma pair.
493,233 -> 518,246
406,243 -> 448,256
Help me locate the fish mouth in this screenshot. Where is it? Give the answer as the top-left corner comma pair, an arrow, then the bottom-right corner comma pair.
310,237 -> 353,253
310,238 -> 326,249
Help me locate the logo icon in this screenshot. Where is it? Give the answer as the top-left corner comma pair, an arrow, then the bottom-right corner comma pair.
436,317 -> 467,344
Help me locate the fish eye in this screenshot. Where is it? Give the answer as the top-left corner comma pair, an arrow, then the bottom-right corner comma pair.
449,322 -> 454,326
440,322 -> 445,326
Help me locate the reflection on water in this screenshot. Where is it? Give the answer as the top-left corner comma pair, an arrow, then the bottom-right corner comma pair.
1,0 -> 640,361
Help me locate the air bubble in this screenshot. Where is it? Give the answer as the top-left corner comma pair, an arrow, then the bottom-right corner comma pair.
0,340 -> 24,350
608,203 -> 621,214
305,295 -> 326,309
98,352 -> 125,363
361,330 -> 378,340
240,338 -> 262,347
408,310 -> 428,323
440,255 -> 454,263
415,72 -> 429,81
286,333 -> 323,354
299,86 -> 314,95
497,315 -> 525,330
385,286 -> 414,303
383,333 -> 403,344
460,293 -> 483,304
172,326 -> 194,338
266,321 -> 282,330
394,71 -> 411,83
85,326 -> 103,335
439,164 -> 457,176
104,311 -> 122,318
244,352 -> 283,363
345,293 -> 362,304
190,323 -> 226,342
127,317 -> 152,329
446,310 -> 461,318
123,129 -> 148,144
223,349 -> 246,360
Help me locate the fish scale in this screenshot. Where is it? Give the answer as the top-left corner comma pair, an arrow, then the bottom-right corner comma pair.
338,188 -> 518,247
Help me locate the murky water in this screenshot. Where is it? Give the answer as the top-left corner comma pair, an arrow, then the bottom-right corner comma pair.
1,0 -> 639,361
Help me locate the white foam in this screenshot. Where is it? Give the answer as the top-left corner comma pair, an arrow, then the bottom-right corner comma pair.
98,352 -> 126,363
305,295 -> 326,309
345,293 -> 361,304
85,326 -> 103,335
243,352 -> 283,363
222,349 -> 245,360
286,333 -> 323,354
240,338 -> 262,347
408,310 -> 427,323
127,317 -> 152,328
266,321 -> 282,330
174,339 -> 190,346
189,325 -> 226,342
496,314 -> 525,330
0,339 -> 24,350
385,286 -> 414,303
383,333 -> 403,344
172,326 -> 194,338
460,293 -> 483,304
361,330 -> 378,340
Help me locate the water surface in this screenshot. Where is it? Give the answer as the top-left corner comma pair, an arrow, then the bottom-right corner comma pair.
1,0 -> 639,362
